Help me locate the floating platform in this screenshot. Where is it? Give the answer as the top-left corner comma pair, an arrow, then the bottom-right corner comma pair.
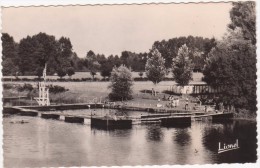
91,116 -> 132,129
3,106 -> 235,128
65,116 -> 85,124
161,116 -> 192,128
19,111 -> 39,116
211,112 -> 234,122
41,113 -> 60,120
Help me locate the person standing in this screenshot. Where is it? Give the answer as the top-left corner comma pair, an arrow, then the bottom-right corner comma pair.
185,98 -> 189,110
176,98 -> 179,107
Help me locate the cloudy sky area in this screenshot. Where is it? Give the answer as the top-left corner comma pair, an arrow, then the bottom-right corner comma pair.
2,3 -> 232,57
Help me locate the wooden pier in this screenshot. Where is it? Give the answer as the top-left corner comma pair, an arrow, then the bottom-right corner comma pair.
3,105 -> 234,128
91,116 -> 132,129
161,116 -> 192,127
65,116 -> 85,123
41,113 -> 60,120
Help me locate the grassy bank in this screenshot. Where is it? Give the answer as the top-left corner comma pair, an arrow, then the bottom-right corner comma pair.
2,81 -> 257,121
233,109 -> 257,121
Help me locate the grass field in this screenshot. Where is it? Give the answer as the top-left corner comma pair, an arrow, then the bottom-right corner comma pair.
3,72 -> 204,107
3,80 -> 204,107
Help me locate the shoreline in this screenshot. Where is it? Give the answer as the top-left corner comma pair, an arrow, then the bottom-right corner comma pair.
232,117 -> 257,122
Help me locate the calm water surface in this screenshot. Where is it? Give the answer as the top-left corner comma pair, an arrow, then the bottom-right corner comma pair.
3,114 -> 257,167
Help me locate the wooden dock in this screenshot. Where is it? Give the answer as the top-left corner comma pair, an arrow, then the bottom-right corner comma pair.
3,105 -> 234,127
91,116 -> 132,129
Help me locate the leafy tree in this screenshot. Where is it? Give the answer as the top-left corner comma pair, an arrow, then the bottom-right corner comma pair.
108,65 -> 133,101
145,48 -> 166,95
152,36 -> 216,70
10,32 -> 75,76
120,51 -> 131,67
2,33 -> 18,60
100,62 -> 113,79
96,54 -> 107,65
59,37 -> 73,58
67,67 -> 75,78
203,2 -> 256,112
2,33 -> 19,76
18,33 -> 59,75
203,29 -> 256,111
2,58 -> 19,76
57,67 -> 67,79
172,44 -> 194,86
113,55 -> 122,67
87,50 -> 95,59
228,1 -> 256,44
89,61 -> 100,79
36,67 -> 44,79
86,50 -> 101,79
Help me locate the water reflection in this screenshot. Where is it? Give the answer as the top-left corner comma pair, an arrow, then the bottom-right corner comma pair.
146,124 -> 164,142
3,115 -> 257,167
174,128 -> 191,146
202,120 -> 257,163
163,122 -> 191,128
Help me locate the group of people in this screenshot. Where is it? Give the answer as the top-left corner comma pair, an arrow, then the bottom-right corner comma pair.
168,96 -> 180,108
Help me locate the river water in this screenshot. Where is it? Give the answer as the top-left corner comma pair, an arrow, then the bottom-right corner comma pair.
3,114 -> 257,167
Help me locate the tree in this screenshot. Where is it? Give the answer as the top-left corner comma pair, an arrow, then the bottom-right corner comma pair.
2,33 -> 18,60
120,51 -> 131,67
203,2 -> 256,112
67,67 -> 75,78
2,58 -> 19,76
228,1 -> 256,44
17,32 -> 71,75
87,50 -> 95,59
2,33 -> 19,76
108,65 -> 133,101
145,48 -> 166,95
172,44 -> 194,87
89,61 -> 100,79
152,36 -> 216,70
57,67 -> 67,79
100,61 -> 113,79
203,29 -> 256,111
85,50 -> 101,79
36,67 -> 44,79
57,37 -> 73,74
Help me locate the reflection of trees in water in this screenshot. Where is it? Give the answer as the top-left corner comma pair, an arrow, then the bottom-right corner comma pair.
171,128 -> 191,164
91,127 -> 132,138
203,121 -> 235,152
146,124 -> 164,142
173,128 -> 191,146
202,120 -> 257,163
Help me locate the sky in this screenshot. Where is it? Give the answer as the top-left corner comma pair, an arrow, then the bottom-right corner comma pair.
2,2 -> 233,58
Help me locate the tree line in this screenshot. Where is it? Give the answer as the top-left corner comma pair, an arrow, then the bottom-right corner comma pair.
2,33 -> 216,78
2,32 -> 76,78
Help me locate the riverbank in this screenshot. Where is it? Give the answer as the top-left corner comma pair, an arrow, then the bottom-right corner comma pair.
3,81 -> 256,122
233,109 -> 257,121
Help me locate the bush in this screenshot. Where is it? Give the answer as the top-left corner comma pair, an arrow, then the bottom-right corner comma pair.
17,83 -> 34,92
108,65 -> 133,101
3,84 -> 13,89
48,84 -> 68,94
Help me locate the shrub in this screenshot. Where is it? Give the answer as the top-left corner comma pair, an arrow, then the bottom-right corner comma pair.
48,84 -> 68,94
17,83 -> 34,92
108,65 -> 133,101
3,84 -> 13,90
